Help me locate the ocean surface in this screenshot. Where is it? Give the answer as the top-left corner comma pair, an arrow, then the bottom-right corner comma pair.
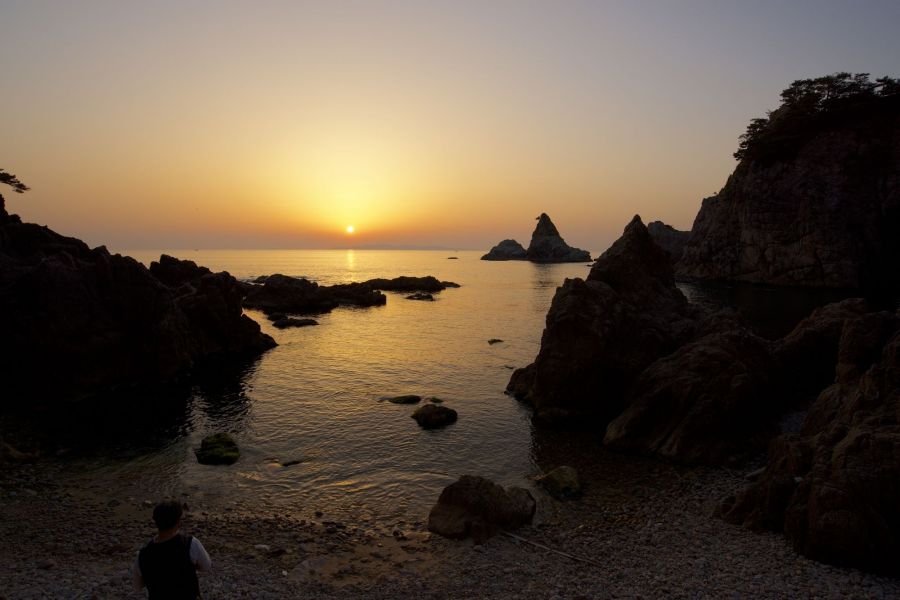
3,249 -> 856,523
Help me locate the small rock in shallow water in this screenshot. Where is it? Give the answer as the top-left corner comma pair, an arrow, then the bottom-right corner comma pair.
411,404 -> 458,429
405,292 -> 434,301
386,395 -> 422,404
195,433 -> 240,465
488,338 -> 503,344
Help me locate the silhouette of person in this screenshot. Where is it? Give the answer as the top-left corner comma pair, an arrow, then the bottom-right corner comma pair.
133,500 -> 211,599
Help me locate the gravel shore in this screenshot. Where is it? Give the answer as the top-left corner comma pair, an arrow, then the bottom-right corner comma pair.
2,442 -> 898,600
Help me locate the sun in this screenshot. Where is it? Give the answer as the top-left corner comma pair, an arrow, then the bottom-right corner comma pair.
346,225 -> 355,234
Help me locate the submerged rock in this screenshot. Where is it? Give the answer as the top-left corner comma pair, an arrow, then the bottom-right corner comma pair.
481,239 -> 527,261
195,433 -> 240,465
535,466 -> 581,500
427,475 -> 535,542
411,404 -> 458,428
405,292 -> 434,301
271,317 -> 318,329
386,395 -> 422,405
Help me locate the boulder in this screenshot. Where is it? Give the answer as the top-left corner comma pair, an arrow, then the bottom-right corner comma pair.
722,312 -> 900,575
481,239 -> 527,261
525,213 -> 591,263
535,466 -> 581,499
604,328 -> 777,465
411,404 -> 458,428
646,221 -> 689,265
195,433 -> 240,465
0,208 -> 275,405
427,475 -> 536,542
508,216 -> 698,425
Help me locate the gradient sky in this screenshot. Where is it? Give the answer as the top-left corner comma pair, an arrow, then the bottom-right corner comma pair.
2,1 -> 899,251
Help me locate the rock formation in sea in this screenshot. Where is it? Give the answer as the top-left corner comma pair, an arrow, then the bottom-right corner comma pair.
481,213 -> 590,262
481,239 -> 527,261
721,306 -> 900,575
242,274 -> 459,317
0,199 -> 275,405
646,221 -> 689,265
678,74 -> 900,290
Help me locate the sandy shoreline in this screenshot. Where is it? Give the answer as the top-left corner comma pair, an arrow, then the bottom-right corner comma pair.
2,444 -> 898,600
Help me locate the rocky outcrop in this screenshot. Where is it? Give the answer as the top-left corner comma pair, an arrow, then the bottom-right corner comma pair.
525,213 -> 591,263
0,201 -> 275,405
604,328 -> 777,465
481,239 -> 526,261
243,274 -> 386,315
242,274 -> 458,316
427,475 -> 536,542
507,216 -> 697,424
481,214 -> 590,263
678,94 -> 900,290
722,310 -> 900,574
646,221 -> 689,265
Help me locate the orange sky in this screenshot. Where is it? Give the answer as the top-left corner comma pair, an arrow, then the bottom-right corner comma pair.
2,2 -> 898,252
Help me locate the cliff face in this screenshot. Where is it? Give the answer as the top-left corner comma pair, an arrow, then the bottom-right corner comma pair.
679,109 -> 900,289
0,199 -> 275,405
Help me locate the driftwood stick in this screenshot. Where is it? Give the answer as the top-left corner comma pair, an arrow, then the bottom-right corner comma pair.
501,530 -> 606,568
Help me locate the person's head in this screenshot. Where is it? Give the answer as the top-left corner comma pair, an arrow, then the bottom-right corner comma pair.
152,500 -> 183,532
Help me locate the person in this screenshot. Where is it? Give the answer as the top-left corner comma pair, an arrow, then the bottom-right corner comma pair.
133,500 -> 212,599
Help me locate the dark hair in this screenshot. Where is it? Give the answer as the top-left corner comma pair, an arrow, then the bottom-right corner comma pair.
152,500 -> 183,531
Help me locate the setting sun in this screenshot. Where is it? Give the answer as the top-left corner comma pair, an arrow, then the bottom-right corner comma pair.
346,225 -> 355,234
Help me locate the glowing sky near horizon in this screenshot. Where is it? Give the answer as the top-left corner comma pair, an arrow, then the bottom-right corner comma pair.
2,1 -> 899,251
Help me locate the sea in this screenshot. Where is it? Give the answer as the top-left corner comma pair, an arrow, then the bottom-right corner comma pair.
1,249 -> 857,524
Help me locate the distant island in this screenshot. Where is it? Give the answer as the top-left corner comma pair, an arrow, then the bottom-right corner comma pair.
482,213 -> 591,263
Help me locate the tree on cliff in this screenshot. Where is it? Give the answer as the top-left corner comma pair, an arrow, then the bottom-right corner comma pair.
0,168 -> 29,195
734,73 -> 900,162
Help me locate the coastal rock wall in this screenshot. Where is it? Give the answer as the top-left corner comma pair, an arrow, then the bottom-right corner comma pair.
722,310 -> 900,574
507,216 -> 697,424
0,202 -> 274,405
678,105 -> 900,289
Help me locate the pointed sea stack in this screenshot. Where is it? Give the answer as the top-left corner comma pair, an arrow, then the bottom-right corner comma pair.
481,213 -> 590,263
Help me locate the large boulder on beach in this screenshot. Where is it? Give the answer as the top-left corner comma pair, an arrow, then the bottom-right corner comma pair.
427,475 -> 536,542
525,213 -> 591,263
604,328 -> 777,465
481,239 -> 527,261
0,200 -> 275,405
722,311 -> 900,575
508,216 -> 698,424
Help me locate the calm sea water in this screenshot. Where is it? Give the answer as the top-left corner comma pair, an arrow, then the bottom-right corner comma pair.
5,249 -> 857,522
54,250 -> 593,521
